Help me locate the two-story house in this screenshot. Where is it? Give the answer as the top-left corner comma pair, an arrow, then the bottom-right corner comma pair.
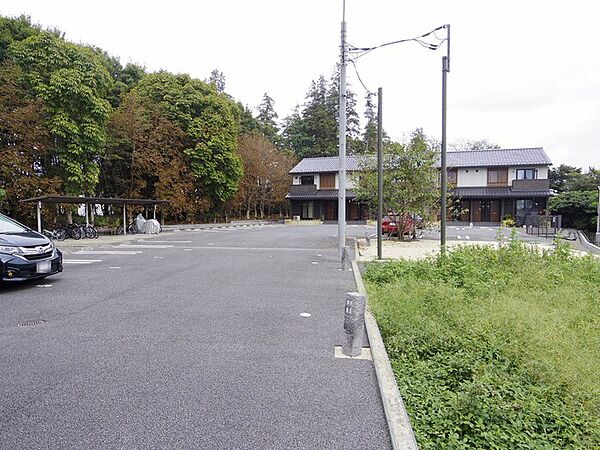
286,147 -> 553,225
286,156 -> 368,223
444,147 -> 553,225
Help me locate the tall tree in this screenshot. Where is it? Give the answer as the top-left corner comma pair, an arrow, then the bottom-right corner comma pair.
9,32 -> 112,196
0,63 -> 60,218
361,92 -> 378,154
207,68 -> 226,93
356,129 -> 439,236
256,92 -> 279,144
102,91 -> 199,221
233,132 -> 296,219
134,72 -> 242,213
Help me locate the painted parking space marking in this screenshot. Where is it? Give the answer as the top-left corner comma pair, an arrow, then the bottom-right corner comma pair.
300,312 -> 311,317
74,250 -> 142,255
465,236 -> 471,240
116,244 -> 174,249
109,266 -> 121,269
36,284 -> 52,288
334,346 -> 373,360
457,235 -> 462,239
144,240 -> 192,243
63,259 -> 102,265
153,256 -> 164,259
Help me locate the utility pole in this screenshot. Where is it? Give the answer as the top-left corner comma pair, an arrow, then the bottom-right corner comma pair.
377,87 -> 383,260
440,24 -> 450,253
338,0 -> 347,265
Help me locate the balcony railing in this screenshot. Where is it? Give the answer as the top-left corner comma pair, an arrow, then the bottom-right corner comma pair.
288,184 -> 317,195
511,179 -> 550,191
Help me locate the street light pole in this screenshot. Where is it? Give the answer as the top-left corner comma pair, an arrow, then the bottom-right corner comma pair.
338,0 -> 347,264
377,87 -> 383,260
596,186 -> 600,245
440,24 -> 450,253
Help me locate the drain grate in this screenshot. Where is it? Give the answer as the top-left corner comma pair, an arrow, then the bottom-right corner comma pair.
18,319 -> 46,328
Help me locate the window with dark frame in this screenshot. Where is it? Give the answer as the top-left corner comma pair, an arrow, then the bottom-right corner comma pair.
300,175 -> 315,186
516,168 -> 537,180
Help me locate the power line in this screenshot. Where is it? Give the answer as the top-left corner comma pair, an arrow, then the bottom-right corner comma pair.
348,25 -> 447,60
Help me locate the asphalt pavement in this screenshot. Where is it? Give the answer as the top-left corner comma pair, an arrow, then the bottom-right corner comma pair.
0,224 -> 391,449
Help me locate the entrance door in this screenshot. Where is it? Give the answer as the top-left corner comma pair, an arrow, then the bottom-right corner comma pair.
477,200 -> 501,222
324,201 -> 337,220
489,200 -> 500,222
472,200 -> 482,222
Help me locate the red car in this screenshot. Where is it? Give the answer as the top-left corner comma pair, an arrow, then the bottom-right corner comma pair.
382,215 -> 416,237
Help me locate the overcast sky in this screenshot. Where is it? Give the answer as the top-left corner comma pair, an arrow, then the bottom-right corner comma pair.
2,0 -> 599,168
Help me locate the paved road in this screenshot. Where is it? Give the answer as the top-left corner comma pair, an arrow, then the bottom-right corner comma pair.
0,225 -> 390,449
422,224 -> 555,244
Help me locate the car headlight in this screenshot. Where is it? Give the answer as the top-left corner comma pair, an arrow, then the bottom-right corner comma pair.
0,245 -> 20,255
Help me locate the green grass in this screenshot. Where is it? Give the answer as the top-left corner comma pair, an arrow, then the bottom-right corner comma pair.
364,238 -> 600,449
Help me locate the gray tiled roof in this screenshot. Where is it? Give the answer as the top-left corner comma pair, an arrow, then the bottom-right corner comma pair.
289,156 -> 364,174
289,148 -> 552,174
442,148 -> 552,168
286,189 -> 356,200
451,187 -> 553,198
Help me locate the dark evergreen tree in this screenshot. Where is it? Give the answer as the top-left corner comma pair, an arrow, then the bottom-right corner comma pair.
256,92 -> 279,145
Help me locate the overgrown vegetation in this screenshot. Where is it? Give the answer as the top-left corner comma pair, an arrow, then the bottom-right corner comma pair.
364,238 -> 599,448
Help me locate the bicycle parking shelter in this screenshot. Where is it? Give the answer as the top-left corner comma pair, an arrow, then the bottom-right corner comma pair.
20,196 -> 169,235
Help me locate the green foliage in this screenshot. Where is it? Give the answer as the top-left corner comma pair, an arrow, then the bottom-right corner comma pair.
356,128 -> 439,224
550,164 -> 600,193
364,242 -> 600,448
134,72 -> 242,208
9,32 -> 112,195
549,190 -> 597,231
256,92 -> 280,145
281,71 -> 359,158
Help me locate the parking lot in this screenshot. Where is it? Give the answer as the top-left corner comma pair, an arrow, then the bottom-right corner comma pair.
0,224 -> 390,448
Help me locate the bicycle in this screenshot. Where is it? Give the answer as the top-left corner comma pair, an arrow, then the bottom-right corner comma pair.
114,221 -> 138,235
43,228 -> 67,241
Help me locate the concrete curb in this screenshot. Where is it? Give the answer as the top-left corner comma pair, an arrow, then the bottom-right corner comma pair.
351,244 -> 419,450
576,230 -> 600,255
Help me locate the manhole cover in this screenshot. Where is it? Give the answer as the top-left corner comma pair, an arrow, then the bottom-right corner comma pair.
18,319 -> 46,328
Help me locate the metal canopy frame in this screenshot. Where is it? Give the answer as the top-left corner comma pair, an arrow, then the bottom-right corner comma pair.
20,196 -> 168,235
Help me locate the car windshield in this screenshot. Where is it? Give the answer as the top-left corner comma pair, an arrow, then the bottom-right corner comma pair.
0,215 -> 28,233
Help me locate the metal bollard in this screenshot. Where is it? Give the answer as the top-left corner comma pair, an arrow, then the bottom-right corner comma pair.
364,232 -> 371,246
342,292 -> 367,357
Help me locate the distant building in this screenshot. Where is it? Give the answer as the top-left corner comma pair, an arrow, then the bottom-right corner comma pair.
443,147 -> 552,225
286,156 -> 368,223
286,147 -> 553,225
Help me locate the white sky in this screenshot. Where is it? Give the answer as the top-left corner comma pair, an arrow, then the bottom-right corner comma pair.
2,0 -> 599,168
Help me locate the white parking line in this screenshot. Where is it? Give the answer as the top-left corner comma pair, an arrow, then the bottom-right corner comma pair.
465,236 -> 471,240
457,235 -> 462,239
63,259 -> 102,265
116,244 -> 174,249
74,250 -> 142,255
145,240 -> 192,243
109,266 -> 121,269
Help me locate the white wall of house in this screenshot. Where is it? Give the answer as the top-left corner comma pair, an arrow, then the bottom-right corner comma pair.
456,167 -> 487,187
507,165 -> 549,183
291,174 -> 320,188
455,165 -> 549,187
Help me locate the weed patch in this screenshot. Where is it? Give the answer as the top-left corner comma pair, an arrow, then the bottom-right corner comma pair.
365,239 -> 599,448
